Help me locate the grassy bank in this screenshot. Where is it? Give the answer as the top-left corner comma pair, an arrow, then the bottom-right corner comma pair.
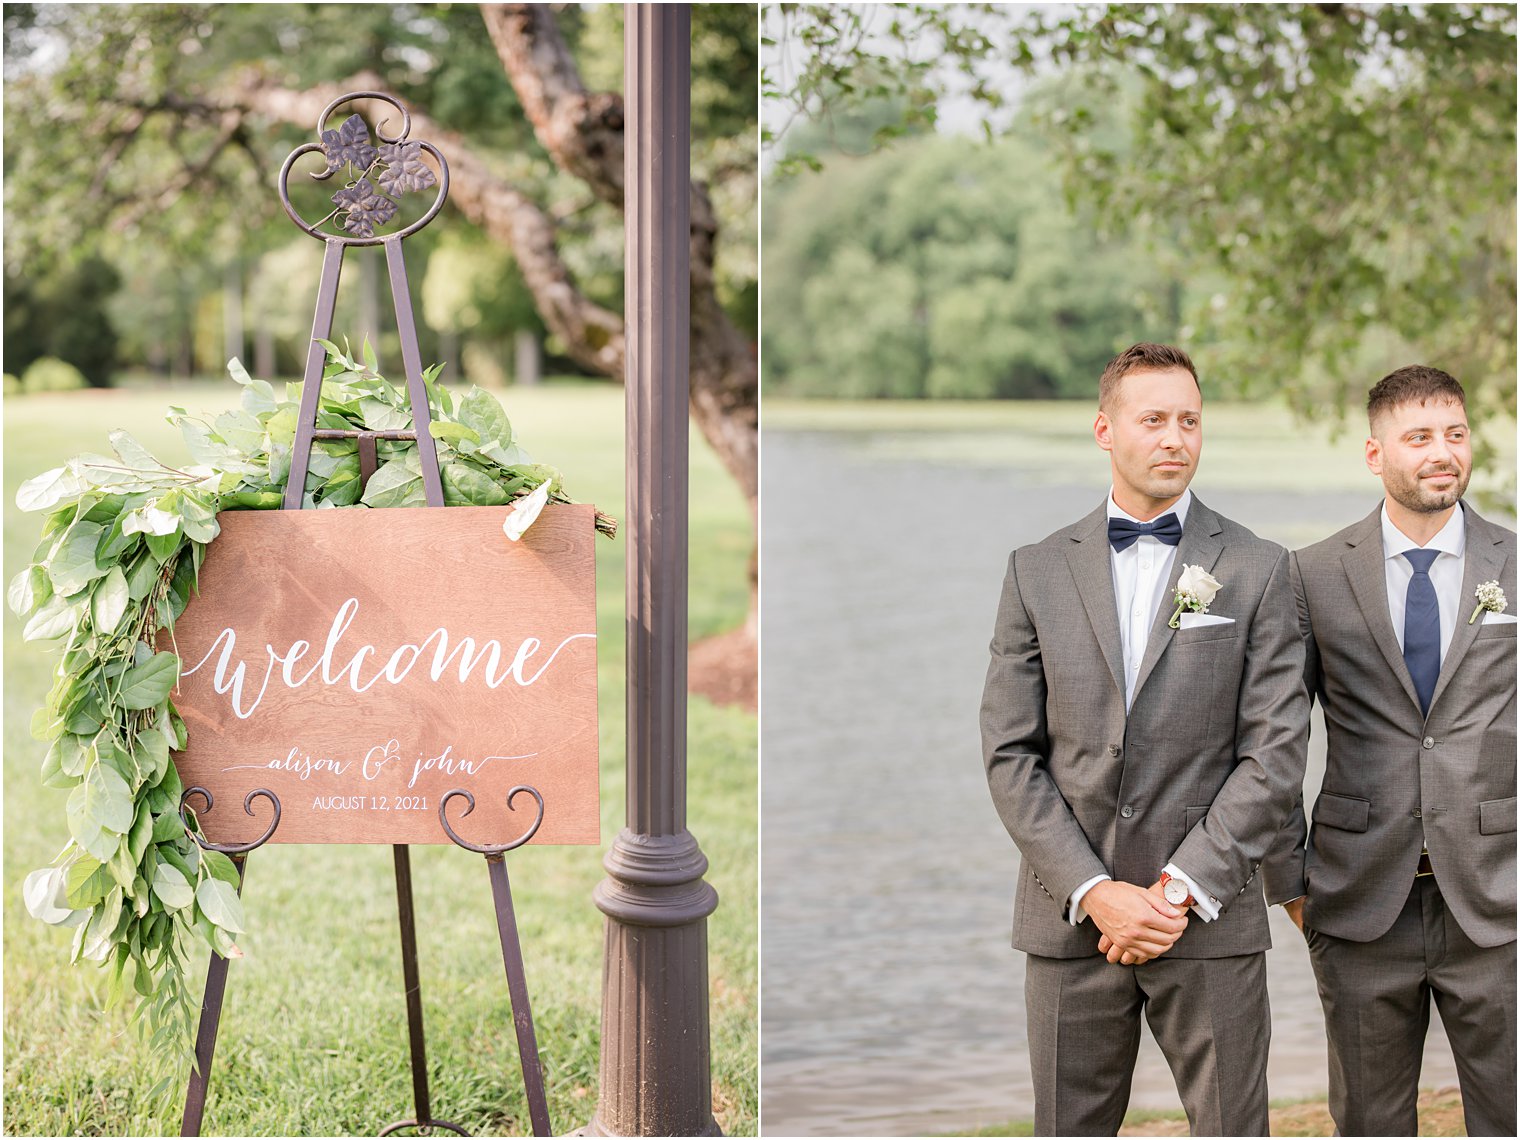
956,1087 -> 1467,1136
3,381 -> 757,1135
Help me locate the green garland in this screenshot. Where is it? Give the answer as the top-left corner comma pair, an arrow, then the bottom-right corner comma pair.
12,343 -> 613,1097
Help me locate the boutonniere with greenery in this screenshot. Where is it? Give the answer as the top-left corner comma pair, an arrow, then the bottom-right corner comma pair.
11,343 -> 614,1096
1468,580 -> 1507,624
1168,564 -> 1222,629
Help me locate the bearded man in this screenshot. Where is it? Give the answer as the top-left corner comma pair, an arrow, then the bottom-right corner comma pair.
1264,365 -> 1517,1136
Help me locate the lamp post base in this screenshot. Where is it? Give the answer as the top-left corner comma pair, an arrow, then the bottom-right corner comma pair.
585,829 -> 722,1137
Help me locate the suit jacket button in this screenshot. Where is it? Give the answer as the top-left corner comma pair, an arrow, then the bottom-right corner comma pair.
1120,805 -> 1134,818
1413,808 -> 1423,819
1422,736 -> 1436,749
1109,744 -> 1121,757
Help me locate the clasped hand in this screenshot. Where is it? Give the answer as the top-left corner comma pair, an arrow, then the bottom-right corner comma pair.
1087,879 -> 1188,966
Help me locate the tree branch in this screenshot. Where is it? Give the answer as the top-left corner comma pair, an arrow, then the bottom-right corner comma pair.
480,4 -> 625,204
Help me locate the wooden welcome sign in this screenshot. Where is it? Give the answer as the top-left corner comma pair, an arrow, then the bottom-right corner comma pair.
166,504 -> 599,847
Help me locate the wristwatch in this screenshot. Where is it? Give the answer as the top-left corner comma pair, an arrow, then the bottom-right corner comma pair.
1159,871 -> 1195,908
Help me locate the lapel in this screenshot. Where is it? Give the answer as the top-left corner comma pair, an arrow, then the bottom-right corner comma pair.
1129,496 -> 1226,705
1342,504 -> 1422,715
1427,502 -> 1507,714
1064,502 -> 1125,700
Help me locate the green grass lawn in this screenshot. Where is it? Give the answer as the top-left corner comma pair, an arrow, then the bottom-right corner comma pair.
3,380 -> 757,1135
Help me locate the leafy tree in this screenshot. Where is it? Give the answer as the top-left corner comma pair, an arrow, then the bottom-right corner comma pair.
764,127 -> 1181,399
765,3 -> 1516,493
2,257 -> 120,385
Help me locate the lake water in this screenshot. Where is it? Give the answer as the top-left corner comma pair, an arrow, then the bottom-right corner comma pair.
760,425 -> 1465,1136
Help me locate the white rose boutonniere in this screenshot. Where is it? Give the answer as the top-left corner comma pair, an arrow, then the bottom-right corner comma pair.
1169,564 -> 1222,629
1468,580 -> 1507,625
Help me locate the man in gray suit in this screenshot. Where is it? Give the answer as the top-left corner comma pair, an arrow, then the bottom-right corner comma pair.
1263,365 -> 1516,1136
981,342 -> 1308,1136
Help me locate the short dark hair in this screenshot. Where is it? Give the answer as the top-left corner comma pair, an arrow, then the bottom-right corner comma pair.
1366,365 -> 1466,432
1098,343 -> 1199,411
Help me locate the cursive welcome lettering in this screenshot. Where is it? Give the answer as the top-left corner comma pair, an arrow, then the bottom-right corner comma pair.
182,597 -> 594,720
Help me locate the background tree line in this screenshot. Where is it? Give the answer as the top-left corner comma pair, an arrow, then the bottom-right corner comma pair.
763,4 -> 1515,487
4,3 -> 757,396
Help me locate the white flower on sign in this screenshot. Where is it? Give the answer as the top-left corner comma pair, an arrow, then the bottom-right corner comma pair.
22,866 -> 86,927
503,481 -> 552,542
1469,580 -> 1508,625
1169,564 -> 1223,629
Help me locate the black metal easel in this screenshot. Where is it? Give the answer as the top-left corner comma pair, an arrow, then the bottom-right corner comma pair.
177,90 -> 551,1139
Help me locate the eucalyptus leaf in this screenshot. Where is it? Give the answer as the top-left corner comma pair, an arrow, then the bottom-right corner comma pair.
109,430 -> 161,471
128,800 -> 154,863
122,506 -> 180,537
151,862 -> 194,911
201,850 -> 242,889
360,459 -> 424,508
429,421 -> 481,447
23,595 -> 79,642
9,564 -> 41,616
459,388 -> 512,446
83,761 -> 136,834
229,359 -> 277,415
360,397 -> 411,431
151,809 -> 186,845
108,841 -> 138,890
48,521 -> 107,596
145,529 -> 182,563
195,877 -> 246,933
16,465 -> 89,513
119,652 -> 179,711
91,565 -> 131,635
137,729 -> 170,785
442,463 -> 511,506
175,417 -> 236,467
65,858 -> 112,907
126,556 -> 160,601
213,409 -> 265,454
77,891 -> 123,962
66,797 -> 119,864
55,733 -> 94,779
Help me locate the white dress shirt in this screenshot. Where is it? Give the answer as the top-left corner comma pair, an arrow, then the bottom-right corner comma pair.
1069,490 -> 1220,926
1381,502 -> 1466,658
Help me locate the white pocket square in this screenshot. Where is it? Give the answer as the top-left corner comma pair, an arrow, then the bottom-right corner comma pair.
1482,612 -> 1518,625
1179,613 -> 1234,628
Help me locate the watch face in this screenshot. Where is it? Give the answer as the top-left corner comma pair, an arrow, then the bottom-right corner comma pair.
1164,879 -> 1189,905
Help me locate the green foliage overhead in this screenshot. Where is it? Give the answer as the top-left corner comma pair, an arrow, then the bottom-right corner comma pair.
10,344 -> 612,1098
4,3 -> 759,380
764,2 -> 1516,499
762,130 -> 1179,399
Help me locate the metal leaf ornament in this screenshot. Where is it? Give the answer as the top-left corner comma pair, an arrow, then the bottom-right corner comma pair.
376,141 -> 437,196
332,178 -> 399,238
320,113 -> 378,173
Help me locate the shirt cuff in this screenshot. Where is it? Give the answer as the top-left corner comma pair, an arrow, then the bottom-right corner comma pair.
1163,863 -> 1220,922
1067,874 -> 1111,926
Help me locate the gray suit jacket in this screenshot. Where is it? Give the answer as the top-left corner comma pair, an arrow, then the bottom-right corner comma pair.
1262,502 -> 1517,948
981,497 -> 1309,958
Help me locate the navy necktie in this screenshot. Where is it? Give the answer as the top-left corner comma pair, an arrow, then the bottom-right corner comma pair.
1403,549 -> 1441,716
1107,512 -> 1182,553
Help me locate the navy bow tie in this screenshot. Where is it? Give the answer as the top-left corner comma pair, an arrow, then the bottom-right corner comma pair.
1107,512 -> 1183,552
